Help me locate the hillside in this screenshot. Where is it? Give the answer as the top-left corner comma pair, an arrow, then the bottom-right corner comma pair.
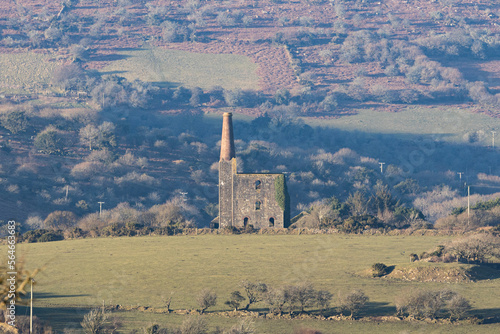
0,0 -> 498,230
6,234 -> 500,333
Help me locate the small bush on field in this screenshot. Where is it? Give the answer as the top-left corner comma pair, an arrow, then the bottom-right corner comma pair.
371,263 -> 388,277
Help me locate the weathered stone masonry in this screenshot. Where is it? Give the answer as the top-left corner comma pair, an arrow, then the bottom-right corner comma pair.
218,112 -> 290,229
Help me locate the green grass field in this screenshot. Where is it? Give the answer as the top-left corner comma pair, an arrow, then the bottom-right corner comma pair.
5,234 -> 499,333
100,47 -> 259,90
0,52 -> 61,94
305,106 -> 500,144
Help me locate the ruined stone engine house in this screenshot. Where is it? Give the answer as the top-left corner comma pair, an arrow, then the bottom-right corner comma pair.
218,112 -> 290,229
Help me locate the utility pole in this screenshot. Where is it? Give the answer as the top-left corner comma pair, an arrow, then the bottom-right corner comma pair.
457,172 -> 464,188
492,131 -> 496,148
65,185 -> 69,200
379,162 -> 385,174
30,278 -> 34,334
98,201 -> 105,217
467,186 -> 470,228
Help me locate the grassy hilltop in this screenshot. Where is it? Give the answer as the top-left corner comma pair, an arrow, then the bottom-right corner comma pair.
3,234 -> 498,333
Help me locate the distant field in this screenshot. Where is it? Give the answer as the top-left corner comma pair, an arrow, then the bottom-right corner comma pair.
0,52 -> 61,94
100,47 -> 259,90
6,235 -> 500,333
305,106 -> 500,144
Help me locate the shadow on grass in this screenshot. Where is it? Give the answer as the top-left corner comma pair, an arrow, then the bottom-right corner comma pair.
33,292 -> 90,299
100,70 -> 128,76
91,54 -> 132,62
385,265 -> 396,275
151,81 -> 182,88
16,305 -> 92,331
471,308 -> 500,324
250,302 -> 396,318
362,301 -> 396,317
468,263 -> 500,281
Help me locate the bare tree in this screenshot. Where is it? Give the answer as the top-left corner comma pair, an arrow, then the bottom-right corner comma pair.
315,290 -> 333,315
338,289 -> 369,318
180,316 -> 208,334
81,309 -> 108,334
240,280 -> 268,310
225,291 -> 245,311
80,124 -> 99,151
395,289 -> 443,319
265,286 -> 288,315
224,318 -> 255,334
447,294 -> 471,320
197,289 -> 217,314
447,234 -> 500,263
43,211 -> 77,230
290,282 -> 317,313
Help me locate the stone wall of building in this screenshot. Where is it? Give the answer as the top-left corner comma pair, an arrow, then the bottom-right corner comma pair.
218,159 -> 236,228
233,173 -> 285,229
217,112 -> 289,229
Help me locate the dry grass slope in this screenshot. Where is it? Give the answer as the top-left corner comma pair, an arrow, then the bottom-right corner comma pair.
3,234 -> 499,333
100,47 -> 259,90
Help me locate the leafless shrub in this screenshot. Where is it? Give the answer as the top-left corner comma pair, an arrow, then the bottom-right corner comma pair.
447,294 -> 471,320
241,280 -> 268,310
223,319 -> 255,334
265,287 -> 288,315
6,184 -> 19,194
197,289 -> 217,314
71,162 -> 105,179
44,211 -> 77,231
25,215 -> 44,230
396,289 -> 471,320
15,315 -> 53,334
338,289 -> 369,318
180,316 -> 208,334
81,309 -> 108,334
446,234 -> 500,263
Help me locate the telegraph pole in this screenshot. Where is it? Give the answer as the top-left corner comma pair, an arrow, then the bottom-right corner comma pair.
379,162 -> 385,174
30,278 -> 34,334
467,186 -> 470,228
492,131 -> 496,148
98,201 -> 105,217
457,172 -> 464,187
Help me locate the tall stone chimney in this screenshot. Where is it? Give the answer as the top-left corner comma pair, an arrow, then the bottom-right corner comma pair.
219,112 -> 236,228
220,112 -> 235,161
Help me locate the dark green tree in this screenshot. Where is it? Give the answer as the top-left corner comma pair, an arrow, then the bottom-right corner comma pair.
34,127 -> 64,155
1,110 -> 28,134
